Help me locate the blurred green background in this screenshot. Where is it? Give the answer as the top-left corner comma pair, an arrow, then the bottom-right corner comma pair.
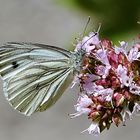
0,0 -> 139,140
58,0 -> 140,42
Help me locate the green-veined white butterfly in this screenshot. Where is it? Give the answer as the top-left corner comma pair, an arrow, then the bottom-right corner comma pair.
0,42 -> 85,116
0,17 -> 97,116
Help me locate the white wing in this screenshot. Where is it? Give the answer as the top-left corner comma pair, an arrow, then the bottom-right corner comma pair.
0,42 -> 75,116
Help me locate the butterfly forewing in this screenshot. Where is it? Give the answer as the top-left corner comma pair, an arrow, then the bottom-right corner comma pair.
0,43 -> 75,116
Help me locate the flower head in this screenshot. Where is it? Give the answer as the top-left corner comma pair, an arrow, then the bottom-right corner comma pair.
72,32 -> 140,136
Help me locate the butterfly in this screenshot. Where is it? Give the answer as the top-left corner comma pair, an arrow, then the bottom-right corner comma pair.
0,42 -> 85,116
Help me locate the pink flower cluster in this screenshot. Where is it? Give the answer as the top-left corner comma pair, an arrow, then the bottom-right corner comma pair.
71,32 -> 140,136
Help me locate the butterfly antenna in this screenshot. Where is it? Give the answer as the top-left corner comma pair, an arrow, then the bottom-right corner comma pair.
78,21 -> 102,53
80,32 -> 97,50
73,17 -> 90,48
81,16 -> 91,38
96,23 -> 102,34
80,23 -> 102,50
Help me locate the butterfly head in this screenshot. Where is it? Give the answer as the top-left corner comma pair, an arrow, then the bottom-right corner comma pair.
71,32 -> 100,73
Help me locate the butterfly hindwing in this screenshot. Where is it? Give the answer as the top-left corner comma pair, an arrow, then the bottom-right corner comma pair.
0,42 -> 74,116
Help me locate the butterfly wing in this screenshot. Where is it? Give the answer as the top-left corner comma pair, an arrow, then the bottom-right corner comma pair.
0,42 -> 75,116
